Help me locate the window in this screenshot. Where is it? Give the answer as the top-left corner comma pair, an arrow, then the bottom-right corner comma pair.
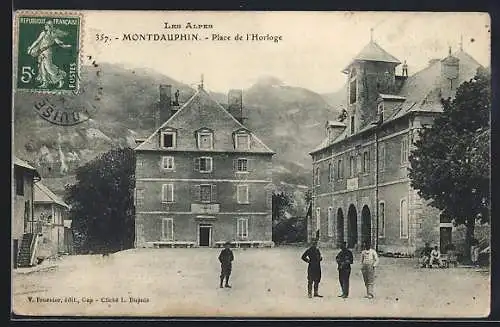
193,184 -> 217,203
378,143 -> 385,171
198,132 -> 213,150
136,188 -> 145,206
349,70 -> 357,104
235,158 -> 248,172
337,159 -> 343,179
328,163 -> 332,182
362,151 -> 370,173
350,115 -> 355,134
349,155 -> 357,177
162,156 -> 175,170
315,166 -> 320,186
401,136 -> 409,164
377,102 -> 384,120
237,218 -> 249,239
162,218 -> 174,241
400,199 -> 409,238
379,201 -> 385,237
162,184 -> 174,203
160,131 -> 176,148
235,133 -> 250,150
194,157 -> 213,173
316,208 -> 321,233
237,185 -> 249,204
200,184 -> 212,203
15,172 -> 24,196
327,207 -> 334,237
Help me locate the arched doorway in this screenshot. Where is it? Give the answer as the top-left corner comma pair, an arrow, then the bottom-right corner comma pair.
361,205 -> 371,246
336,208 -> 344,248
347,204 -> 358,248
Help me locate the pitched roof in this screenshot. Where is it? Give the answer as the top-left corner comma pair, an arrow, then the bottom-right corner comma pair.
14,157 -> 36,171
34,182 -> 69,209
343,41 -> 401,72
135,87 -> 274,154
391,49 -> 483,120
14,157 -> 40,178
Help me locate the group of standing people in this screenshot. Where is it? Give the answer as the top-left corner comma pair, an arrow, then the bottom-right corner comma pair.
217,239 -> 379,299
301,239 -> 379,299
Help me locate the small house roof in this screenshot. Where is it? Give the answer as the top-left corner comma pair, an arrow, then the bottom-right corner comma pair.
14,157 -> 41,179
34,183 -> 69,209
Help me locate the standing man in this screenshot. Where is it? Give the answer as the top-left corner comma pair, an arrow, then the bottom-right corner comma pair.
218,241 -> 234,288
360,241 -> 379,299
336,241 -> 353,298
301,239 -> 323,298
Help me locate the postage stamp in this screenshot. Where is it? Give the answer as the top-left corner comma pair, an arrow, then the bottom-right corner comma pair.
15,13 -> 82,94
11,11 -> 491,319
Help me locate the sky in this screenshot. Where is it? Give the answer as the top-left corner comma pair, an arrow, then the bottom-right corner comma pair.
82,11 -> 490,94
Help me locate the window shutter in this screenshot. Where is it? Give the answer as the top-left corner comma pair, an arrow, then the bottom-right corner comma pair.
211,184 -> 217,203
209,158 -> 213,172
246,185 -> 250,203
233,159 -> 238,172
192,185 -> 201,202
247,159 -> 254,172
194,158 -> 200,171
356,155 -> 361,174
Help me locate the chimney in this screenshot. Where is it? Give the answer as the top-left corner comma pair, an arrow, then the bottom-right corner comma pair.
158,84 -> 172,127
325,121 -> 346,144
228,89 -> 244,124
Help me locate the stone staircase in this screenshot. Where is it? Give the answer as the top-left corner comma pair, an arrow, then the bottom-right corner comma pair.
17,233 -> 36,268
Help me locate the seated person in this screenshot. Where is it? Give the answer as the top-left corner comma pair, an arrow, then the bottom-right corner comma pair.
420,243 -> 432,268
429,246 -> 442,268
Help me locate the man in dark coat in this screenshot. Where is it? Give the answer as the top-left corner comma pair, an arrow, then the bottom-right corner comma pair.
335,241 -> 353,298
301,239 -> 323,298
218,241 -> 234,288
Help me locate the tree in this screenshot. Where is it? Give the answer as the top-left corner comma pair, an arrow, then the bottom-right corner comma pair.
409,68 -> 490,261
271,191 -> 294,243
65,147 -> 136,254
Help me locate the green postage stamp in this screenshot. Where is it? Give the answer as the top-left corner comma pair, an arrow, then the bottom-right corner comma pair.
15,13 -> 82,94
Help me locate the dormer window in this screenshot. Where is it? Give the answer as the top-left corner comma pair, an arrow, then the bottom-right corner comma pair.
377,102 -> 384,120
160,130 -> 176,149
197,129 -> 214,150
234,131 -> 250,150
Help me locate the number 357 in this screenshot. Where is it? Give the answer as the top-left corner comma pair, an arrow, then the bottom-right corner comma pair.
20,66 -> 35,83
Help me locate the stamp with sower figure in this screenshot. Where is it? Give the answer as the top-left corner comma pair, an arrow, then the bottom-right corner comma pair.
14,11 -> 99,126
16,13 -> 81,94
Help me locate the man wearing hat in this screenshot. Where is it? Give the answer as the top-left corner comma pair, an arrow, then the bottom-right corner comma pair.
301,239 -> 323,298
218,241 -> 234,288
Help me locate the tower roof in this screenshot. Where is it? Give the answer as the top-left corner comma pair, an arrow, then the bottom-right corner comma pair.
343,41 -> 401,73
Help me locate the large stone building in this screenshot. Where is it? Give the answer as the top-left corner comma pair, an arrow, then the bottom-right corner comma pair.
309,39 -> 483,254
134,83 -> 275,248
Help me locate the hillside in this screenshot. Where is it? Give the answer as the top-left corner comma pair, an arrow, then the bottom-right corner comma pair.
13,63 -> 338,212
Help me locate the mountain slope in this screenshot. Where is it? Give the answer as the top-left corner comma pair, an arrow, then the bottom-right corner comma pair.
13,64 -> 337,199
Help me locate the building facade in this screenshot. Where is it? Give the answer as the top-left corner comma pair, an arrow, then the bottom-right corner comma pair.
13,157 -> 41,267
309,40 -> 483,255
34,182 -> 70,257
134,84 -> 275,248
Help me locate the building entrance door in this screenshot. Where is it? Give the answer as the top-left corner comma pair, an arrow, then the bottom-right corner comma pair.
199,224 -> 212,247
440,227 -> 452,253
